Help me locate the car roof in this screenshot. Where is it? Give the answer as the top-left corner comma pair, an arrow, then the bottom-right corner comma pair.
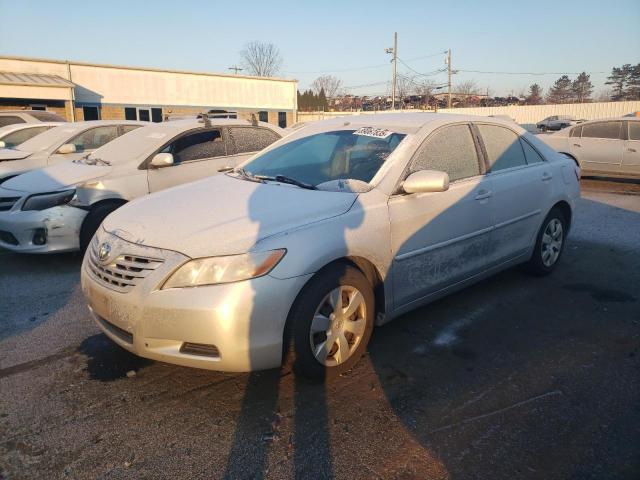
0,122 -> 63,135
576,116 -> 639,124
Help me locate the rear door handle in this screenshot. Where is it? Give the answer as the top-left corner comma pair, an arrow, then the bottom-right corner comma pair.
628,147 -> 637,153
475,190 -> 492,200
572,143 -> 581,147
542,172 -> 553,181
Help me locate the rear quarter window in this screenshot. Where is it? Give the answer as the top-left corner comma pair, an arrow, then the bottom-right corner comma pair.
228,127 -> 281,154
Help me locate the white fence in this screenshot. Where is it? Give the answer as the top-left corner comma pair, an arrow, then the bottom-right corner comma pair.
296,101 -> 640,131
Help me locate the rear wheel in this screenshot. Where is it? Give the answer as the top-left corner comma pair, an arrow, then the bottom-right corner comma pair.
79,202 -> 124,252
285,264 -> 374,380
524,208 -> 566,275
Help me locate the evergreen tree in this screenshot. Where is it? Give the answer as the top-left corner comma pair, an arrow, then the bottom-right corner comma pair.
606,65 -> 629,101
318,88 -> 328,111
546,75 -> 573,104
572,72 -> 593,103
625,64 -> 640,100
526,83 -> 543,105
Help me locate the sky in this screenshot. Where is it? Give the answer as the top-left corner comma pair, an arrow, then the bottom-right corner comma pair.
1,0 -> 639,98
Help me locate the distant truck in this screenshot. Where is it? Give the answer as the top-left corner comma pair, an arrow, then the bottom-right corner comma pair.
536,115 -> 585,132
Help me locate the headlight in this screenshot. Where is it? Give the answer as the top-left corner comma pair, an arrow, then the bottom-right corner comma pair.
22,189 -> 76,211
162,249 -> 286,289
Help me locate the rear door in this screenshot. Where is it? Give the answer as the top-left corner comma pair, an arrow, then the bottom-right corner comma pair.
476,123 -> 552,263
147,128 -> 233,192
571,121 -> 623,175
622,121 -> 640,177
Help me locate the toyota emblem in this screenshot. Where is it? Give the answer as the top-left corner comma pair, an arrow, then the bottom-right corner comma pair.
98,242 -> 112,263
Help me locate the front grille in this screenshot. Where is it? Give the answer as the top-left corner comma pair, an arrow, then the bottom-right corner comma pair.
0,230 -> 18,245
180,342 -> 220,358
95,313 -> 133,344
87,240 -> 164,293
0,196 -> 20,212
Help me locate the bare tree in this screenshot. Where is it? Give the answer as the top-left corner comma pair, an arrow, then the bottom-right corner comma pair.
456,80 -> 480,96
414,79 -> 438,108
311,75 -> 343,98
240,41 -> 283,77
395,74 -> 415,108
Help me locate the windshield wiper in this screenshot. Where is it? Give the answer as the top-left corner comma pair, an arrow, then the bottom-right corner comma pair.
255,174 -> 317,190
80,157 -> 111,166
233,167 -> 265,184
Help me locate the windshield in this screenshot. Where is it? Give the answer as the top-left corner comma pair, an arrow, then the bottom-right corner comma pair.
243,129 -> 405,187
0,126 -> 52,148
15,125 -> 82,152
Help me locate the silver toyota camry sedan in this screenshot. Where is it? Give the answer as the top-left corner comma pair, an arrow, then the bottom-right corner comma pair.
81,113 -> 580,379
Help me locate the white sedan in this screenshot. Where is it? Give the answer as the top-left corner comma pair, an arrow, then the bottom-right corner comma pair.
81,113 -> 580,379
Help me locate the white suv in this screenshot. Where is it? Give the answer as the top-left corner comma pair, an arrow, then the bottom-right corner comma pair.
0,118 -> 284,253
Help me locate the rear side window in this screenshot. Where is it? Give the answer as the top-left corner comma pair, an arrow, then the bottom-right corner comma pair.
0,126 -> 51,148
164,129 -> 226,163
478,124 -> 527,171
520,139 -> 544,164
69,126 -> 119,152
228,127 -> 281,154
121,125 -> 142,135
410,124 -> 480,182
0,116 -> 25,127
582,122 -> 622,139
570,126 -> 582,137
628,122 -> 640,141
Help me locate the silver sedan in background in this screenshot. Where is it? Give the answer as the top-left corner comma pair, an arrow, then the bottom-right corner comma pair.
81,113 -> 580,380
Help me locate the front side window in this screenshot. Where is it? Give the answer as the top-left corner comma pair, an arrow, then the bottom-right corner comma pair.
410,124 -> 480,182
163,129 -> 226,164
244,129 -> 405,186
582,122 -> 622,140
68,126 -> 119,152
478,124 -> 527,172
1,126 -> 51,148
228,127 -> 280,154
628,122 -> 640,141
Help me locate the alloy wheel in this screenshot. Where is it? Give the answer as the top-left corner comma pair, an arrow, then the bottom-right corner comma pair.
541,218 -> 563,267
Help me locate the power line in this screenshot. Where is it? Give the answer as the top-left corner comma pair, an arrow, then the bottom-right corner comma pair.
457,69 -> 606,75
397,57 -> 446,77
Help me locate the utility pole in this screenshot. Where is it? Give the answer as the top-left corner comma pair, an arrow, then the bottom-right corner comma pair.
446,49 -> 452,108
386,32 -> 398,110
228,65 -> 243,75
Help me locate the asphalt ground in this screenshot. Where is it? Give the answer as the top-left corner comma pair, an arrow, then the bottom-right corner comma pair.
0,178 -> 639,479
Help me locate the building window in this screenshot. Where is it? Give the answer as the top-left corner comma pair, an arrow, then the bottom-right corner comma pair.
30,104 -> 47,111
124,107 -> 137,121
82,106 -> 100,121
124,106 -> 163,122
258,111 -> 268,122
151,108 -> 163,123
278,112 -> 287,128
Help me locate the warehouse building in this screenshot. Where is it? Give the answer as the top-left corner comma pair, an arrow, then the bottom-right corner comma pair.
0,56 -> 297,127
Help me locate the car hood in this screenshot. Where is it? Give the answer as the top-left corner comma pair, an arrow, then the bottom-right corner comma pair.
0,149 -> 31,162
104,174 -> 358,258
1,162 -> 111,193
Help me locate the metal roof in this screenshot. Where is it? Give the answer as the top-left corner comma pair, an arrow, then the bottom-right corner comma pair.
0,71 -> 74,88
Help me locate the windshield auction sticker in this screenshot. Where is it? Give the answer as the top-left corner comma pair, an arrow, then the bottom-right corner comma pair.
353,127 -> 393,138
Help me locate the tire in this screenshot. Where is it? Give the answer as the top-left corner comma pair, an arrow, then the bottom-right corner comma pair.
524,208 -> 567,276
79,202 -> 124,252
285,264 -> 375,380
539,125 -> 546,132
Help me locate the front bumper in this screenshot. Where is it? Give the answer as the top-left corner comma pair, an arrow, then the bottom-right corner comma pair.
0,204 -> 87,253
81,229 -> 312,372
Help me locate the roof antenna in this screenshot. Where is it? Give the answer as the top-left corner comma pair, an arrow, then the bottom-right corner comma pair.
251,113 -> 258,126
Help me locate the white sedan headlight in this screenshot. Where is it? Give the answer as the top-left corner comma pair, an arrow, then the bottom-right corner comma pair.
162,249 -> 286,289
22,189 -> 76,211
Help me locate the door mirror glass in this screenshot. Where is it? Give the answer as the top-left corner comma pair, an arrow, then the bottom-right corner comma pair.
403,170 -> 449,194
57,143 -> 77,154
150,152 -> 174,168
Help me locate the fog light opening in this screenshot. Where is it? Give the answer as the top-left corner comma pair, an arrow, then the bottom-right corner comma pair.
32,228 -> 47,246
180,342 -> 220,358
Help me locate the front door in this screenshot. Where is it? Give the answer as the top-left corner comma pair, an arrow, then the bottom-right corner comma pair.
147,128 -> 243,192
389,123 -> 494,307
622,121 -> 640,177
571,121 -> 623,175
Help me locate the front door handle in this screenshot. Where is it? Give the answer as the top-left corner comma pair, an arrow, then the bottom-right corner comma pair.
572,143 -> 581,147
628,147 -> 637,153
475,190 -> 492,200
542,172 -> 553,181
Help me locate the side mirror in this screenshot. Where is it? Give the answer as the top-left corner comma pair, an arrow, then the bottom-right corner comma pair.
57,143 -> 77,154
150,152 -> 174,168
403,170 -> 450,194
0,141 -> 5,148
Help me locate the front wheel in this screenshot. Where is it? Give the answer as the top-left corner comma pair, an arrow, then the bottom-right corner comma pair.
524,208 -> 566,275
79,202 -> 124,252
285,264 -> 375,380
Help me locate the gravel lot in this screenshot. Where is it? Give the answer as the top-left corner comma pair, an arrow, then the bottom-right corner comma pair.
1,179 -> 639,480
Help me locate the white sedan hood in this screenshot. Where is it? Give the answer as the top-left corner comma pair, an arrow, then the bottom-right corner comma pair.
0,149 -> 31,162
1,162 -> 111,193
103,174 -> 358,258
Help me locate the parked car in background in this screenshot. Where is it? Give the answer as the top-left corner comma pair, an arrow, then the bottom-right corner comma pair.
0,118 -> 284,253
537,115 -> 584,132
0,109 -> 66,127
0,120 -> 144,183
80,113 -> 580,379
0,122 -> 60,148
539,117 -> 640,179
